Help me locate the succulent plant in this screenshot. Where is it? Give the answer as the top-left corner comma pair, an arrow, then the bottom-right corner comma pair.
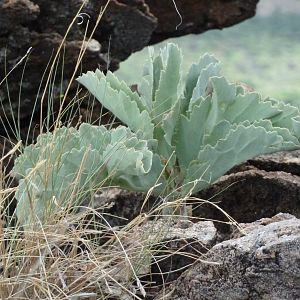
13,43 -> 300,226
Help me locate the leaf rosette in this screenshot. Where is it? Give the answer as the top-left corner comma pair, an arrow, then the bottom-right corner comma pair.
13,43 -> 300,225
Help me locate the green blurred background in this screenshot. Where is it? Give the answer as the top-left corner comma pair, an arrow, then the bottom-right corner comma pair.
116,0 -> 300,107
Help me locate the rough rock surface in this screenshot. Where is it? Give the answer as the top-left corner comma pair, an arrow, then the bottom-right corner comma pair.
139,219 -> 217,284
146,0 -> 259,43
0,0 -> 259,129
248,149 -> 300,176
158,213 -> 300,300
195,150 -> 300,232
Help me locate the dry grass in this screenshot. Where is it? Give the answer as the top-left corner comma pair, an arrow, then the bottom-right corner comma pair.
0,167 -> 213,299
0,202 -> 156,299
0,176 -> 236,299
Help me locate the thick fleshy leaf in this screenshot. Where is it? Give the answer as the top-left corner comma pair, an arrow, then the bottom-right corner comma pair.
12,127 -> 80,178
184,53 -> 220,103
78,123 -> 110,154
104,71 -> 147,111
183,124 -> 283,194
13,124 -> 162,225
99,127 -> 160,184
110,153 -> 165,193
176,97 -> 211,168
189,62 -> 221,110
77,70 -> 154,139
270,100 -> 300,139
152,44 -> 182,123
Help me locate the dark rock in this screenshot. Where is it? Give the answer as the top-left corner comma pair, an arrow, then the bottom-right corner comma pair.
159,213 -> 300,300
195,168 -> 300,232
0,0 -> 39,35
194,149 -> 300,233
0,136 -> 14,172
147,0 -> 259,43
248,150 -> 300,176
